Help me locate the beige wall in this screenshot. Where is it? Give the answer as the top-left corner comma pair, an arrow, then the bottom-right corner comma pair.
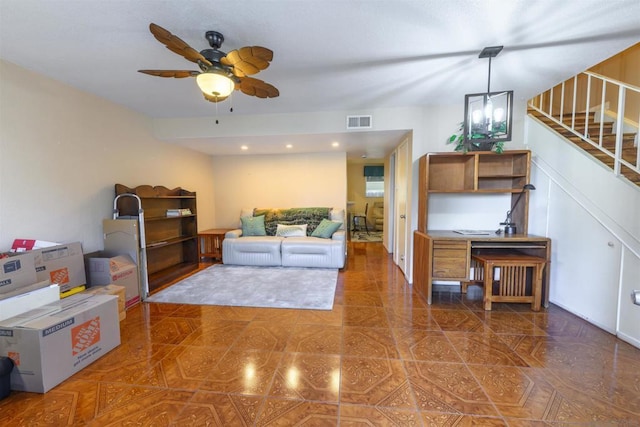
589,42 -> 640,87
589,42 -> 640,123
346,160 -> 384,223
0,60 -> 215,252
211,152 -> 347,229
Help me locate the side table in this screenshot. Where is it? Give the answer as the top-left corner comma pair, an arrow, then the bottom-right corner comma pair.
198,228 -> 232,262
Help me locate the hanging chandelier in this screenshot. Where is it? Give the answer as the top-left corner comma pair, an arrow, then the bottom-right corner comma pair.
463,46 -> 513,147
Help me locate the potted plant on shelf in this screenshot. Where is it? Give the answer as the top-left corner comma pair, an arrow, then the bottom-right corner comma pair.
447,122 -> 505,153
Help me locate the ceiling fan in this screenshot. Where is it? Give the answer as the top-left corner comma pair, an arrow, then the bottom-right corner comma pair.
138,23 -> 279,103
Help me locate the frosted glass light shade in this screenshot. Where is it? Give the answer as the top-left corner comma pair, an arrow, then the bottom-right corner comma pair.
196,72 -> 234,97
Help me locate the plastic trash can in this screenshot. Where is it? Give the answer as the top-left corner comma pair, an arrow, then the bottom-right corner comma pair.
0,356 -> 14,399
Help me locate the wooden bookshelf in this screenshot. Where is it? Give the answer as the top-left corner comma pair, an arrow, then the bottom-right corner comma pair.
115,184 -> 198,293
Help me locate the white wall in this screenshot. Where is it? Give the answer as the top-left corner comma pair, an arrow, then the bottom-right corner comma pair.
0,60 -> 216,253
526,115 -> 640,347
211,152 -> 347,229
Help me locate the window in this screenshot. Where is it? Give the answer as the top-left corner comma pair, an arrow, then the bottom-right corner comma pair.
364,165 -> 384,197
365,176 -> 384,197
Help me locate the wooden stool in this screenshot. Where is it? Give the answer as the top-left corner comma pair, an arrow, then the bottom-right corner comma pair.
463,252 -> 546,311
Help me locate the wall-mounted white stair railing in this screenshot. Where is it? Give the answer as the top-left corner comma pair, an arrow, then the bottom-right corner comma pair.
528,71 -> 639,187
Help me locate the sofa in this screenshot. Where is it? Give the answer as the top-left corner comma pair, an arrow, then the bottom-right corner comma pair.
222,207 -> 346,269
372,201 -> 384,231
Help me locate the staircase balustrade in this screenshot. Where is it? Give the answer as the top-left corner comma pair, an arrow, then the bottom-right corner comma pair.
528,71 -> 640,187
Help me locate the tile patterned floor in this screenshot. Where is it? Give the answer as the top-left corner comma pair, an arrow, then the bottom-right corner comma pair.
2,242 -> 640,426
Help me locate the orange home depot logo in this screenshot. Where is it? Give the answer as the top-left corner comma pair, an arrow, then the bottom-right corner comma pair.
49,267 -> 70,285
71,317 -> 101,355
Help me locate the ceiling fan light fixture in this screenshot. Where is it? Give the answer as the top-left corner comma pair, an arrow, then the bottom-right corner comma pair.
196,71 -> 234,98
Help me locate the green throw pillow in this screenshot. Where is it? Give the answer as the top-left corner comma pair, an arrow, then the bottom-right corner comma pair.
241,215 -> 266,236
311,219 -> 342,238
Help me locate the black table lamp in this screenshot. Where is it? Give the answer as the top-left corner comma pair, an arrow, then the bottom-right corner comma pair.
500,184 -> 535,235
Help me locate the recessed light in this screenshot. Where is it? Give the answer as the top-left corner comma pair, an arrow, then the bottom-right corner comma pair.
286,144 -> 293,149
332,142 -> 339,147
241,145 -> 248,150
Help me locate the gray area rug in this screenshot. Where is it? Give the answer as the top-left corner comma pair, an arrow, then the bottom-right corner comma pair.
146,264 -> 338,310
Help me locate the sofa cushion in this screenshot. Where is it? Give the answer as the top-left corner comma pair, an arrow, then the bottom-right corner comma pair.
276,223 -> 308,237
222,236 -> 282,266
311,218 -> 343,238
241,215 -> 266,236
281,236 -> 345,268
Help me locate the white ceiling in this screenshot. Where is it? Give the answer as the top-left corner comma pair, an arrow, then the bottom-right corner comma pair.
1,0 -> 639,159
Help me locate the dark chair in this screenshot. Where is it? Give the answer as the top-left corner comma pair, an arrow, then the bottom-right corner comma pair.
352,203 -> 369,234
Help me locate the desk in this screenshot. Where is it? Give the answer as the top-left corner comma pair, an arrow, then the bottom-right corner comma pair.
413,230 -> 551,307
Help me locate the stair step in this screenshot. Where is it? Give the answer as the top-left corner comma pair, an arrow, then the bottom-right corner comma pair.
529,109 -> 640,187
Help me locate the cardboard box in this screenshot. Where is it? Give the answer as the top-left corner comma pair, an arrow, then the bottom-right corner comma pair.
86,253 -> 139,309
32,242 -> 87,293
83,285 -> 126,321
0,293 -> 120,393
0,282 -> 59,322
0,252 -> 38,296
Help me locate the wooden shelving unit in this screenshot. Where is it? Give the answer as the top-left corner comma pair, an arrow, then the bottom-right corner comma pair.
115,184 -> 198,292
413,150 -> 552,307
418,150 -> 532,233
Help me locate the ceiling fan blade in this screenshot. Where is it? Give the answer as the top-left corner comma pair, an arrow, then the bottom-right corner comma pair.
222,46 -> 273,76
138,69 -> 199,78
148,23 -> 212,67
238,77 -> 279,98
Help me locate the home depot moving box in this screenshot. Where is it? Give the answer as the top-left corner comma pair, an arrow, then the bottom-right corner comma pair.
0,252 -> 38,296
82,285 -> 126,321
0,293 -> 120,393
86,253 -> 140,308
32,242 -> 86,293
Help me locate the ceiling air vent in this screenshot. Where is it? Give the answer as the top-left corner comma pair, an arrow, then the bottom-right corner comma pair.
346,115 -> 372,130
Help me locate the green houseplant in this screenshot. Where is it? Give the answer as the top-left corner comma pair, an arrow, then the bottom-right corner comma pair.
448,122 -> 505,153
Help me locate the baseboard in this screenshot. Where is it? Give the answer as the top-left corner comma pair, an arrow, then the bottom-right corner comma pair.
617,332 -> 640,350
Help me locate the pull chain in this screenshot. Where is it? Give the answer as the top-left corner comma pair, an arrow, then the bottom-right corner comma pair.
213,93 -> 235,124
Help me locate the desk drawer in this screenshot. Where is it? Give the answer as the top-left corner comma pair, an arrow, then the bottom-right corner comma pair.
432,240 -> 468,279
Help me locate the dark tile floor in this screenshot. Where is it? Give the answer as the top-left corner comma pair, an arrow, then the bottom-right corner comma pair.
2,242 -> 640,426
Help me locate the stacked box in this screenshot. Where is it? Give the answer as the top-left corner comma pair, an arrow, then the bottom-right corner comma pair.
0,282 -> 59,322
0,294 -> 120,393
0,252 -> 38,296
32,242 -> 86,293
86,253 -> 140,309
83,285 -> 126,321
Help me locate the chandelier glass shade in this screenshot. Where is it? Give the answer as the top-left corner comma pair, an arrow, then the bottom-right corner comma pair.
196,71 -> 235,98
